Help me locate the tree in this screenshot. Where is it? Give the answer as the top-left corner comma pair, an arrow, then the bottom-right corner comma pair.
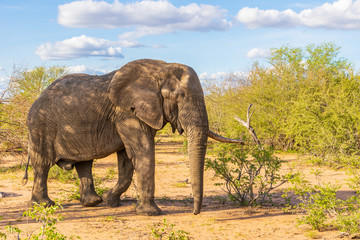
0,66 -> 67,153
206,43 -> 360,161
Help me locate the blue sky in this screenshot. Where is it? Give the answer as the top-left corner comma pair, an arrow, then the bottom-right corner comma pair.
1,0 -> 360,91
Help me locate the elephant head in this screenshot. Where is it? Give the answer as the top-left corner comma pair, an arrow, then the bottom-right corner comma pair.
109,59 -> 209,214
108,59 -> 237,214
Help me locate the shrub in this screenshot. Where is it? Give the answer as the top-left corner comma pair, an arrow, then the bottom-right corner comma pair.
284,170 -> 360,233
150,218 -> 190,240
48,165 -> 77,183
206,143 -> 288,206
23,201 -> 66,240
205,42 -> 360,162
3,200 -> 76,240
0,66 -> 67,153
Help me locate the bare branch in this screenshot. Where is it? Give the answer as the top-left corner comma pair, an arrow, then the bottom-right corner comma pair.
247,103 -> 252,126
234,116 -> 247,127
235,104 -> 262,149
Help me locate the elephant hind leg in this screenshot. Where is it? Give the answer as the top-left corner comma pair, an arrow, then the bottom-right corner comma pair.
75,160 -> 102,207
30,161 -> 55,206
102,150 -> 134,207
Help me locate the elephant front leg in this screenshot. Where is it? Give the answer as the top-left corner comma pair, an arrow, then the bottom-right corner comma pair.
102,150 -> 134,207
134,151 -> 162,216
116,119 -> 162,215
75,160 -> 102,207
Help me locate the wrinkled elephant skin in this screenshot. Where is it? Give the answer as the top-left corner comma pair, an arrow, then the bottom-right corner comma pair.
26,59 -> 240,216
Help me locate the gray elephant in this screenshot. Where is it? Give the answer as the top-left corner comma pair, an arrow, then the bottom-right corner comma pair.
24,59 -> 241,216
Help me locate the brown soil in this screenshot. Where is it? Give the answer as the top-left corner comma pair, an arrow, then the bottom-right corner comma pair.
0,139 -> 356,239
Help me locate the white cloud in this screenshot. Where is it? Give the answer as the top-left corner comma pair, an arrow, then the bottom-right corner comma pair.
199,71 -> 246,82
58,0 -> 231,32
236,7 -> 299,29
66,65 -> 111,75
199,72 -> 227,81
246,48 -> 272,59
35,35 -> 128,60
0,76 -> 7,84
235,0 -> 360,30
0,66 -> 3,71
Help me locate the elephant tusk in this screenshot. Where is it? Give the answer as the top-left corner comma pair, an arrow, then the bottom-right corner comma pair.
207,130 -> 244,144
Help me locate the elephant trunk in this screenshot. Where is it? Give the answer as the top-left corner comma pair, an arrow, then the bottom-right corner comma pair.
188,126 -> 208,214
181,97 -> 209,215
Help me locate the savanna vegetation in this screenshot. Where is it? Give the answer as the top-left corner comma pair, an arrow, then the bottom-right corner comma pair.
2,42 -> 360,239
0,66 -> 67,154
206,42 -> 360,167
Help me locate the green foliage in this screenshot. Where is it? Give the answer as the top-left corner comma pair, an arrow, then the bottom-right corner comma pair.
150,218 -> 190,240
298,183 -> 341,231
206,42 -> 360,162
94,169 -> 115,196
3,201 -> 76,240
284,170 -> 360,233
308,155 -> 360,169
0,231 -> 6,240
68,168 -> 115,200
4,225 -> 21,239
0,65 -> 67,153
335,210 -> 360,234
180,137 -> 188,155
48,165 -> 77,183
0,164 -> 30,174
205,143 -> 288,205
23,201 -> 66,240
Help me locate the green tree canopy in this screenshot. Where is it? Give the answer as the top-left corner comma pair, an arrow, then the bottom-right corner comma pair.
0,66 -> 67,153
206,43 -> 360,160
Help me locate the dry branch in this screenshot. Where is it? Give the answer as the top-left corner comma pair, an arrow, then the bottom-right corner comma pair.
235,104 -> 262,148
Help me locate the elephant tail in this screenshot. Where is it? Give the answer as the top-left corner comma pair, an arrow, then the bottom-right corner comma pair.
22,156 -> 30,186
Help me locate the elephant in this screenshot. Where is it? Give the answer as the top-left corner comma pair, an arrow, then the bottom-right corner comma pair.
23,59 -> 242,216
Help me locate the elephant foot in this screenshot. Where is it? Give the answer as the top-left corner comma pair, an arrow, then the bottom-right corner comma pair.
80,194 -> 102,207
29,196 -> 55,207
136,202 -> 162,216
102,191 -> 121,207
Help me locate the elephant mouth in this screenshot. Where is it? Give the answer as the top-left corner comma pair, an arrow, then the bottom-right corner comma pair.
170,119 -> 184,135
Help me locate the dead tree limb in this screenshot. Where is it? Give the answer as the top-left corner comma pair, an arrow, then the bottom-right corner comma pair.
235,104 -> 262,149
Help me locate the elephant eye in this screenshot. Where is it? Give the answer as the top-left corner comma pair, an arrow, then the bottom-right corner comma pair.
177,91 -> 185,99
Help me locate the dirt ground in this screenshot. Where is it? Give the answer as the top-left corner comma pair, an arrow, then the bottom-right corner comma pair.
0,137 -> 356,239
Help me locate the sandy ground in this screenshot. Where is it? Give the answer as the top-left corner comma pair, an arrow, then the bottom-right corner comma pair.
0,137 -> 356,239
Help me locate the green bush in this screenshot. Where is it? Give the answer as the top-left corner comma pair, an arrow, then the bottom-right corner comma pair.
0,66 -> 67,153
206,42 -> 360,162
48,165 -> 77,183
3,200 -> 77,240
284,170 -> 360,233
23,201 -> 67,240
150,218 -> 190,240
206,143 -> 288,206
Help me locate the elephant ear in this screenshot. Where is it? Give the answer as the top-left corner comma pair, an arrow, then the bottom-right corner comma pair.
108,61 -> 164,130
